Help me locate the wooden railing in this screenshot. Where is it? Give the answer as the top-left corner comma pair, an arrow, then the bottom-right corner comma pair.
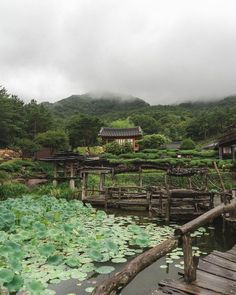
91,200 -> 236,295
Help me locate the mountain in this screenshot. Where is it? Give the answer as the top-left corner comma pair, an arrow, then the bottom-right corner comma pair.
42,92 -> 149,118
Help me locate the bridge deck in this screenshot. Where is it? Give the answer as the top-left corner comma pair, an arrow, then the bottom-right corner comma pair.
147,245 -> 236,295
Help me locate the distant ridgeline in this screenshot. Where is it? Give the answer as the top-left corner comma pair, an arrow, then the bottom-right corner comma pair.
42,93 -> 149,117
42,93 -> 236,118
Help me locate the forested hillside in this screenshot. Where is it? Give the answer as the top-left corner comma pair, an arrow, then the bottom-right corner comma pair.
1,85 -> 236,150
42,92 -> 149,117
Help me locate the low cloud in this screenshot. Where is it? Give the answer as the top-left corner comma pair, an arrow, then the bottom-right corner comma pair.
1,0 -> 236,104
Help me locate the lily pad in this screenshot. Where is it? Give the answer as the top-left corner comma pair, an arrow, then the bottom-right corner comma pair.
95,266 -> 115,274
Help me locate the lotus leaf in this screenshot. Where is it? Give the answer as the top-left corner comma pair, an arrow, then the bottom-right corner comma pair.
47,255 -> 64,266
111,257 -> 127,263
95,266 -> 115,274
27,280 -> 45,295
39,244 -> 56,257
4,274 -> 23,292
85,287 -> 95,293
0,268 -> 14,283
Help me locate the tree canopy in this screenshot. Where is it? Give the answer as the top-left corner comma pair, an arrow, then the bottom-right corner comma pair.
66,114 -> 103,147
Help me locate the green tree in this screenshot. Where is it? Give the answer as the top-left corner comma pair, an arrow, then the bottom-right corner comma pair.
138,134 -> 170,149
110,118 -> 134,128
130,114 -> 158,134
180,138 -> 196,150
67,114 -> 103,147
0,87 -> 25,146
24,100 -> 53,138
15,138 -> 41,154
35,130 -> 69,151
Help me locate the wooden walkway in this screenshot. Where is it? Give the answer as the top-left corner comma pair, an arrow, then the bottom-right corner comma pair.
148,244 -> 236,295
83,188 -> 215,221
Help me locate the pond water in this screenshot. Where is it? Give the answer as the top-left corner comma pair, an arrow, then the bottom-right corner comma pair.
50,211 -> 236,295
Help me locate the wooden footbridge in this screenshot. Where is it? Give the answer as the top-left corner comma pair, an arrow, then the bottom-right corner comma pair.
83,186 -> 217,221
149,244 -> 236,294
91,200 -> 236,295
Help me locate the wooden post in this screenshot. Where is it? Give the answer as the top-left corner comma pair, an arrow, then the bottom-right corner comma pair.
118,187 -> 122,208
99,173 -> 105,191
213,161 -> 227,231
146,190 -> 152,212
53,163 -> 58,186
159,192 -> 163,215
165,174 -> 171,223
209,192 -> 214,209
82,172 -> 88,201
69,162 -> 75,190
139,167 -> 143,187
104,188 -> 108,210
182,233 -> 198,283
111,169 -> 115,186
188,177 -> 192,189
204,173 -> 208,191
213,161 -> 226,193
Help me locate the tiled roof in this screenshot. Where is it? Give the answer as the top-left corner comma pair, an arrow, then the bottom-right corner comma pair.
218,129 -> 236,145
98,127 -> 142,138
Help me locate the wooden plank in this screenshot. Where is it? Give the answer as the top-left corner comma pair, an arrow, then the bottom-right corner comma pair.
159,279 -> 221,295
192,270 -> 236,294
227,248 -> 236,255
202,253 -> 236,272
212,250 -> 236,263
198,260 -> 236,281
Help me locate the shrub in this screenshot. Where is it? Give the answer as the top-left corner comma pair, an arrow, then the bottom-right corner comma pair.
0,182 -> 29,200
138,134 -> 170,150
36,130 -> 69,151
15,138 -> 41,154
104,141 -> 132,155
180,138 -> 196,150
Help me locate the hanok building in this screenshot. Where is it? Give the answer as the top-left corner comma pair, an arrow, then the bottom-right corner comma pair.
218,129 -> 236,160
98,127 -> 143,152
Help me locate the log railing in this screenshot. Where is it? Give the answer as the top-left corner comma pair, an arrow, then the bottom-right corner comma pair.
175,200 -> 236,283
91,200 -> 236,295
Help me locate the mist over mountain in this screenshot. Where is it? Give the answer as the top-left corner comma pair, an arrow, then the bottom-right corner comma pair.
42,92 -> 149,117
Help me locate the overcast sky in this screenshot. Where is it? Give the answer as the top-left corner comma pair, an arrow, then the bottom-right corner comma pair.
1,0 -> 236,104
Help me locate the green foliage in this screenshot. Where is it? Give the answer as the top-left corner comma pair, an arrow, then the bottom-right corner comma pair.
0,159 -> 35,173
0,88 -> 54,148
24,99 -> 53,139
67,114 -> 103,147
43,93 -> 149,117
130,114 -> 158,134
0,182 -> 29,200
75,146 -> 103,155
0,171 -> 9,184
0,159 -> 53,178
33,183 -> 78,200
180,138 -> 196,150
110,118 -> 134,128
0,87 -> 25,147
36,130 -> 69,150
15,138 -> 41,153
138,134 -> 170,149
104,141 -> 132,155
0,194 -> 174,294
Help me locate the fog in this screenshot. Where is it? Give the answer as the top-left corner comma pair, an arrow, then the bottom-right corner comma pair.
1,0 -> 236,104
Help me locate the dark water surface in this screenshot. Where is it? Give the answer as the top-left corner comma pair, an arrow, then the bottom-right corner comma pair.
50,211 -> 236,295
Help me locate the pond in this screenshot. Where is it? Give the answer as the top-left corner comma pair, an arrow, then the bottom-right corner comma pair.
0,196 -> 235,295
50,211 -> 236,295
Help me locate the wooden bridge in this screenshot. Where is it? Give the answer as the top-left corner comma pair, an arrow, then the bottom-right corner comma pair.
149,244 -> 236,294
84,186 -> 219,221
91,200 -> 236,295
